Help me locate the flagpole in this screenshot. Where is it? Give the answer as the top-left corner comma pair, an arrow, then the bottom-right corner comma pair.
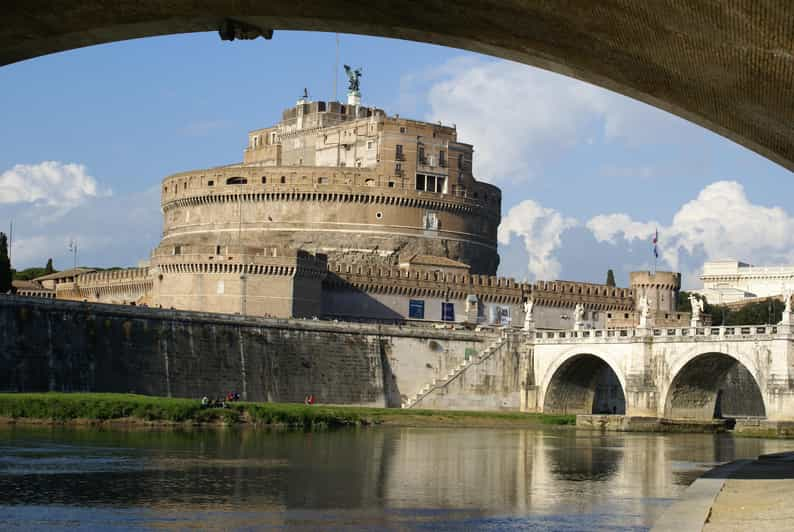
652,228 -> 658,275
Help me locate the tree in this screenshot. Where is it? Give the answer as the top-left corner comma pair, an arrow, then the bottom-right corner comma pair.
0,232 -> 11,293
45,258 -> 54,274
606,269 -> 616,287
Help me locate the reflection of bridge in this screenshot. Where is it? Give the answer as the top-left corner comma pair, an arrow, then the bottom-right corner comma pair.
526,325 -> 794,421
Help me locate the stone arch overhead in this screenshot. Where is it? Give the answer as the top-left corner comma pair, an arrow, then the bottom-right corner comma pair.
538,347 -> 628,413
3,3 -> 794,172
661,349 -> 768,420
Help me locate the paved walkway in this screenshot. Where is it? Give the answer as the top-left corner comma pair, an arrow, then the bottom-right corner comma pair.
703,452 -> 794,531
653,452 -> 794,531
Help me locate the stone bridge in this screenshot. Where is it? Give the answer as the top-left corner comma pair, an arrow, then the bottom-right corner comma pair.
525,324 -> 794,422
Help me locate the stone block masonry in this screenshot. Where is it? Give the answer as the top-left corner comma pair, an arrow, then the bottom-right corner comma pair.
0,296 -> 495,407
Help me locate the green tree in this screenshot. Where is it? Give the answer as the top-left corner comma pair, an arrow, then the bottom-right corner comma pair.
0,232 -> 11,293
45,258 -> 54,274
678,291 -> 720,323
606,269 -> 616,287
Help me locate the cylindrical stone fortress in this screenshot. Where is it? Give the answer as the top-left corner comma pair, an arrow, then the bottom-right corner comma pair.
155,98 -> 501,275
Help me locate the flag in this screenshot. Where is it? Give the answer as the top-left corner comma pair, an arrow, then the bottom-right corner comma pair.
652,229 -> 659,258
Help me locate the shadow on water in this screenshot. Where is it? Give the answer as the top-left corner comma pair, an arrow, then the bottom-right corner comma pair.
0,425 -> 792,529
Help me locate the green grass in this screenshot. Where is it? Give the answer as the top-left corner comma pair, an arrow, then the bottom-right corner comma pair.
0,393 -> 574,429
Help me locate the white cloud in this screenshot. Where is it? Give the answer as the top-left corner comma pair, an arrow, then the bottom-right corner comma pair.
498,199 -> 578,281
587,214 -> 658,245
418,57 -> 693,184
7,186 -> 160,270
0,161 -> 110,214
586,181 -> 794,275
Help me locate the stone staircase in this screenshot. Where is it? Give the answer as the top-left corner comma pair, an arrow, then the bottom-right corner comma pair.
401,334 -> 508,409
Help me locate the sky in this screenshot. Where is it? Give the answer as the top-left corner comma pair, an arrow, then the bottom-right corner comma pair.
0,30 -> 791,288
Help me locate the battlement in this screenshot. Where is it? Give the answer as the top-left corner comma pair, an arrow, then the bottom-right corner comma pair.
629,271 -> 681,289
325,260 -> 636,310
76,267 -> 150,285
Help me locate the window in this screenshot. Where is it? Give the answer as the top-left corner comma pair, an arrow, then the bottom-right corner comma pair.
395,163 -> 403,175
226,177 -> 247,185
458,153 -> 464,169
399,126 -> 406,134
375,211 -> 383,219
442,302 -> 455,322
395,144 -> 404,160
280,176 -> 286,184
261,176 -> 267,184
415,173 -> 447,193
439,150 -> 446,167
418,146 -> 425,164
318,176 -> 329,184
215,245 -> 222,255
207,180 -> 214,187
367,140 -> 374,149
607,313 -> 612,318
387,181 -> 395,188
173,245 -> 182,255
409,299 -> 425,319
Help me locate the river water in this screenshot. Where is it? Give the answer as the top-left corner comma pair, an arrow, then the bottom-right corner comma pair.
0,425 -> 791,531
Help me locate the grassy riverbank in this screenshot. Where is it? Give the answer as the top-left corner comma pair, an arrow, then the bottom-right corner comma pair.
0,393 -> 575,429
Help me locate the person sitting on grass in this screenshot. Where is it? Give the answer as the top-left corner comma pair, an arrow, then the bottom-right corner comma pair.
201,396 -> 209,408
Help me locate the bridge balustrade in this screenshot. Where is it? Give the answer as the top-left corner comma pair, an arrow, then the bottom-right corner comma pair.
531,323 -> 781,344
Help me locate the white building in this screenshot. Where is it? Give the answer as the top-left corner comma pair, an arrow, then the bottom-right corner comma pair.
697,260 -> 794,304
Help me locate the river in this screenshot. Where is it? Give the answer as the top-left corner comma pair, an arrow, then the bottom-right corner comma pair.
0,425 -> 792,530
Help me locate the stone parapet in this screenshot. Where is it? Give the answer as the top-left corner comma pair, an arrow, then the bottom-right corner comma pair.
160,165 -> 499,218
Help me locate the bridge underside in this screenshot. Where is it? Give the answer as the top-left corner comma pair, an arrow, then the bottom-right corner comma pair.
2,2 -> 794,172
543,354 -> 626,416
665,353 -> 766,421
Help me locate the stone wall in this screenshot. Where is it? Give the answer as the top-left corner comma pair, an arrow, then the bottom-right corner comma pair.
0,296 -> 495,407
409,333 -> 528,411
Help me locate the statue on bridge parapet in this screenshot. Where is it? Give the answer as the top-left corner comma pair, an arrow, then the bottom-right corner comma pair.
689,293 -> 704,327
573,303 -> 585,331
780,291 -> 793,326
638,295 -> 650,328
523,299 -> 534,332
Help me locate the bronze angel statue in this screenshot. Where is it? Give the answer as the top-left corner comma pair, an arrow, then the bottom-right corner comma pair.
344,65 -> 362,92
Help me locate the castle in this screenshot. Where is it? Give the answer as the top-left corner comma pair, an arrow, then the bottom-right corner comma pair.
24,86 -> 689,330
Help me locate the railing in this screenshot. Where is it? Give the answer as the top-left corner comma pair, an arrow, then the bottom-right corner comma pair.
534,324 -> 780,343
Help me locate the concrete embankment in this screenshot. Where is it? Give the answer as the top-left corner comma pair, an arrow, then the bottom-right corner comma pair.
0,295 -> 517,409
653,451 -> 794,531
577,415 -> 794,437
577,414 -> 730,433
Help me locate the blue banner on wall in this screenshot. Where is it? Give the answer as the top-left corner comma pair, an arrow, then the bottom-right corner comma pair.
442,302 -> 455,322
409,299 -> 425,319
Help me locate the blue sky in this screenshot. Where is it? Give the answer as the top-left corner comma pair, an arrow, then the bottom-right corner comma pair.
1,31 -> 791,288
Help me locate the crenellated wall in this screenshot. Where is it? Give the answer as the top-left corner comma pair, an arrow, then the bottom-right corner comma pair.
58,267 -> 153,305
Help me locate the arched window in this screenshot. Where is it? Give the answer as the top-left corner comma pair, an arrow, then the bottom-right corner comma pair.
226,177 -> 247,185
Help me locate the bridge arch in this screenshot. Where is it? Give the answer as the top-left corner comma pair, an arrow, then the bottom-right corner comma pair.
540,351 -> 627,415
663,352 -> 766,421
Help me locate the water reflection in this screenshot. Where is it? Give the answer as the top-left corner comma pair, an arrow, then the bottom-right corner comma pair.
0,426 -> 791,530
